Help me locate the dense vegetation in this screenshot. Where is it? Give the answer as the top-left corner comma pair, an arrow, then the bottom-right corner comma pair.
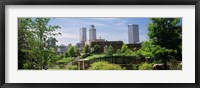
18,18 -> 182,70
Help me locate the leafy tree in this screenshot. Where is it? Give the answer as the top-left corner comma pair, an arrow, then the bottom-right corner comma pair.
64,51 -> 69,57
92,45 -> 100,54
67,46 -> 77,57
136,41 -> 177,64
83,44 -> 90,54
148,18 -> 182,61
18,18 -> 61,69
125,49 -> 133,56
121,44 -> 128,53
106,45 -> 114,56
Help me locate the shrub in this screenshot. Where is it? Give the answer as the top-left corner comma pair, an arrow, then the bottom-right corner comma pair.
58,64 -> 66,69
105,45 -> 114,56
66,65 -> 79,70
131,64 -> 140,70
168,59 -> 182,70
89,61 -> 123,70
81,53 -> 90,59
56,57 -> 74,64
139,62 -> 153,70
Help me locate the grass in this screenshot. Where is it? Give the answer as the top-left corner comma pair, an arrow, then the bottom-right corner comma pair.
85,53 -> 106,60
56,57 -> 74,64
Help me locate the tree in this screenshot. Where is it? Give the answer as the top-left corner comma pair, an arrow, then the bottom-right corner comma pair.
106,45 -> 114,56
67,46 -> 77,57
148,18 -> 182,61
18,18 -> 33,69
136,41 -> 177,63
92,45 -> 100,54
121,44 -> 128,53
18,18 -> 61,69
83,44 -> 90,54
125,49 -> 133,56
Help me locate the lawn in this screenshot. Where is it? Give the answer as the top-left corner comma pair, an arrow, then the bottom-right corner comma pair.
56,57 -> 75,64
85,53 -> 106,60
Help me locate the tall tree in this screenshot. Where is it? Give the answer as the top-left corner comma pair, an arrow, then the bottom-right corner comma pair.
83,44 -> 90,54
18,18 -> 61,69
92,45 -> 100,54
147,18 -> 182,62
106,45 -> 114,56
121,44 -> 128,53
67,46 -> 79,57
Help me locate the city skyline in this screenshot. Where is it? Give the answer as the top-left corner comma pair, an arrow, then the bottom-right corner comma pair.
48,18 -> 151,45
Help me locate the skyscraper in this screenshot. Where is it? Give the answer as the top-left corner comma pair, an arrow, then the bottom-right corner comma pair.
80,27 -> 87,43
128,24 -> 139,44
89,25 -> 96,41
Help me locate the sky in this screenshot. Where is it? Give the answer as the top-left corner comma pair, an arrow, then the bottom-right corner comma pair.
48,18 -> 150,46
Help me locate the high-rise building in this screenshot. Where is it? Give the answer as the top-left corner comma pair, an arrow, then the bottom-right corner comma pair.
128,24 -> 139,44
89,25 -> 96,41
80,27 -> 87,43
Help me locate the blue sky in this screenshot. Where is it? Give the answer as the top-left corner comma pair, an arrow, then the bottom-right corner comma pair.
48,18 -> 150,46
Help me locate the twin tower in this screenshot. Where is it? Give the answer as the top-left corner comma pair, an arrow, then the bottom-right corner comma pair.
79,24 -> 139,44
79,25 -> 96,43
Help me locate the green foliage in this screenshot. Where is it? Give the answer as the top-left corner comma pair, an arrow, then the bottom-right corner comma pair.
125,49 -> 133,56
81,53 -> 90,59
131,64 -> 140,70
138,62 -> 153,70
168,59 -> 182,70
121,44 -> 128,53
83,44 -> 90,54
18,18 -> 61,69
58,64 -> 66,69
56,57 -> 74,64
64,51 -> 69,58
105,45 -> 114,56
148,18 -> 182,61
92,45 -> 101,54
136,41 -> 177,63
116,49 -> 122,54
89,61 -> 123,70
67,46 -> 78,57
86,54 -> 106,60
66,65 -> 79,70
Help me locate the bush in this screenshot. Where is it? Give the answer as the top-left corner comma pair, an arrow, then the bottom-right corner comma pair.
66,65 -> 79,70
168,59 -> 182,70
58,64 -> 66,69
139,62 -> 153,70
57,57 -> 74,64
89,61 -> 123,70
81,53 -> 90,59
131,64 -> 140,70
105,45 -> 114,56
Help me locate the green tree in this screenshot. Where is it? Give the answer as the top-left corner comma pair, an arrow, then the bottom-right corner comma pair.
106,45 -> 114,56
83,44 -> 90,54
136,41 -> 177,63
125,49 -> 133,56
148,18 -> 182,61
18,18 -> 33,69
18,18 -> 61,69
121,44 -> 128,53
67,46 -> 77,57
92,45 -> 100,54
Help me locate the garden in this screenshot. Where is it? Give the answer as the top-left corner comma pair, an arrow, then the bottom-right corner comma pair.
18,18 -> 182,70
